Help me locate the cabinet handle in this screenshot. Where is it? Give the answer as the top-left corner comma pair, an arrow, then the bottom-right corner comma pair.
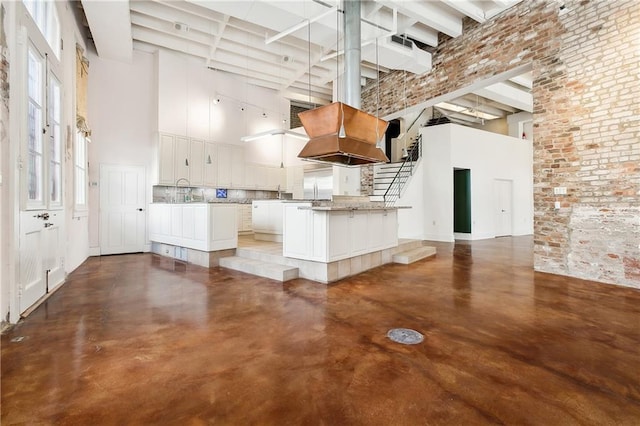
206,155 -> 212,164
137,208 -> 144,211
185,158 -> 189,166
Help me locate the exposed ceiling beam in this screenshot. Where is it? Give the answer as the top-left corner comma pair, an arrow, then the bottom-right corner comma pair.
377,0 -> 462,38
81,0 -> 133,62
473,82 -> 533,113
441,0 -> 486,23
130,1 -> 220,35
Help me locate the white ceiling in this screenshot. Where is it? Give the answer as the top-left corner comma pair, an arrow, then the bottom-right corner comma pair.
80,0 -> 532,123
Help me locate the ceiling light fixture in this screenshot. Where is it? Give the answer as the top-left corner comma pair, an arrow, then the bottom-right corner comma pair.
240,129 -> 309,142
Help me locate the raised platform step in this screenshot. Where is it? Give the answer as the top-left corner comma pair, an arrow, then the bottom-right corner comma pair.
392,246 -> 437,264
219,256 -> 299,282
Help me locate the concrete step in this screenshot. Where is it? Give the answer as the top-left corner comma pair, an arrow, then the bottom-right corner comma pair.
219,256 -> 299,282
392,246 -> 437,264
369,195 -> 384,202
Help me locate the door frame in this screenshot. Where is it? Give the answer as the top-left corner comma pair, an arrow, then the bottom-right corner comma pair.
494,178 -> 514,237
99,164 -> 147,255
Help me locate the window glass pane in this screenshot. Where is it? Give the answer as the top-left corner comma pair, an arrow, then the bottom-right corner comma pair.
27,47 -> 44,204
49,75 -> 62,205
23,0 -> 60,58
75,132 -> 87,207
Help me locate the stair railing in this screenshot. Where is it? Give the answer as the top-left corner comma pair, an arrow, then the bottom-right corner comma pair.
383,134 -> 422,206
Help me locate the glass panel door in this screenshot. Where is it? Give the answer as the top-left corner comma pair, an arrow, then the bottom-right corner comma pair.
26,43 -> 45,208
48,73 -> 62,207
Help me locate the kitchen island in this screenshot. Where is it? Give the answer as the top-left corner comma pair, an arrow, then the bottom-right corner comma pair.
283,202 -> 399,263
148,202 -> 237,252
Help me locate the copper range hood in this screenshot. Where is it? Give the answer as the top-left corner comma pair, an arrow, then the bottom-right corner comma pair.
297,102 -> 389,166
297,0 -> 389,166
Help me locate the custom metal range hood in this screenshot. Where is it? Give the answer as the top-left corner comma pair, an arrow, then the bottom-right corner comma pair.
297,0 -> 389,166
297,102 -> 388,165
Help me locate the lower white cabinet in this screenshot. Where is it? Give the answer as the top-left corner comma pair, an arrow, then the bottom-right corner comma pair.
149,203 -> 237,251
236,204 -> 252,233
283,203 -> 398,262
252,200 -> 285,241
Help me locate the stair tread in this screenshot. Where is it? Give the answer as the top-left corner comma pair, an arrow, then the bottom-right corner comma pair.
219,256 -> 299,282
392,246 -> 436,264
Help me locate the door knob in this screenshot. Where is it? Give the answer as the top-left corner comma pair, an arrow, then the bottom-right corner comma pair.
35,212 -> 50,220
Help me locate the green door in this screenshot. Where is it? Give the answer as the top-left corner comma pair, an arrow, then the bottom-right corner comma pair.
453,169 -> 471,233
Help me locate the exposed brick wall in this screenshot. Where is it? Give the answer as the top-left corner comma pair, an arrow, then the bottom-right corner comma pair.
360,165 -> 373,196
290,104 -> 308,129
362,0 -> 640,288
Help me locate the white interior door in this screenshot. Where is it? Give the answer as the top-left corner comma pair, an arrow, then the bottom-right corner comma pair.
495,179 -> 513,237
99,165 -> 146,255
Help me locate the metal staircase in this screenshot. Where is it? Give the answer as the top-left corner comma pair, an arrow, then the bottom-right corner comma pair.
370,107 -> 428,206
381,135 -> 422,206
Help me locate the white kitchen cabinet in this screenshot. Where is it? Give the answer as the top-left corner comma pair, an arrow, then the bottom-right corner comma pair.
254,165 -> 268,189
189,138 -> 204,186
217,144 -> 232,187
149,203 -> 237,251
158,134 -> 175,185
286,166 -> 304,199
236,204 -> 252,233
174,136 -> 190,181
252,200 -> 284,241
231,146 -> 245,187
283,204 -> 398,262
216,144 -> 245,188
158,133 -> 206,185
203,142 -> 217,187
267,167 -> 284,191
244,164 -> 256,189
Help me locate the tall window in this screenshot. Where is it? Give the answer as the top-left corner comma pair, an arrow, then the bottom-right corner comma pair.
23,1 -> 63,210
75,132 -> 87,208
27,45 -> 44,205
23,0 -> 60,59
48,74 -> 62,206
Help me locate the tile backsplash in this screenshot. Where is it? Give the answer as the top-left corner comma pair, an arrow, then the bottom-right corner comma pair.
152,185 -> 282,203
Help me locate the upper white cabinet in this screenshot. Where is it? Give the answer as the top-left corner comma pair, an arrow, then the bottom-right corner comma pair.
158,133 -> 287,190
158,133 -> 205,185
231,146 -> 245,187
286,166 -> 304,199
189,139 -> 204,186
174,136 -> 190,182
203,142 -> 217,187
158,134 -> 175,184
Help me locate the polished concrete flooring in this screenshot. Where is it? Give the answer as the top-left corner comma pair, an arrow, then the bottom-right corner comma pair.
2,236 -> 640,424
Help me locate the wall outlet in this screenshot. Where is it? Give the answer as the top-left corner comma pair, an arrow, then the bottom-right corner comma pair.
554,201 -> 561,209
553,187 -> 567,195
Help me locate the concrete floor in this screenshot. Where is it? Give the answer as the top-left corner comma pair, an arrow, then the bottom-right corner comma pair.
2,236 -> 640,424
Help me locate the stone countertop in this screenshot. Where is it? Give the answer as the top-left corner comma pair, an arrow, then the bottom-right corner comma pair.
151,200 -> 254,204
297,205 -> 410,211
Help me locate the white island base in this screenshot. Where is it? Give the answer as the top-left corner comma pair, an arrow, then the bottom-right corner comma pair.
149,203 -> 238,267
220,202 -> 433,283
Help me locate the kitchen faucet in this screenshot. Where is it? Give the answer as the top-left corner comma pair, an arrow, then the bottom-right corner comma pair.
174,177 -> 191,203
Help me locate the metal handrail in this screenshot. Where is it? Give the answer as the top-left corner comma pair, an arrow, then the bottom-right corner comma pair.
383,134 -> 422,206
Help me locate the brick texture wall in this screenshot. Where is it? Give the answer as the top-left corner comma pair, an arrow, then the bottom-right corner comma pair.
362,0 -> 640,288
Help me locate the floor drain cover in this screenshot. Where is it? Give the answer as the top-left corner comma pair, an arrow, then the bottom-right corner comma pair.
387,328 -> 424,345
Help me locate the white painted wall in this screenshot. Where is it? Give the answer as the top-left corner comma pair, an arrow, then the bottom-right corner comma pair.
449,124 -> 533,239
87,50 -> 157,251
397,123 -> 533,242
